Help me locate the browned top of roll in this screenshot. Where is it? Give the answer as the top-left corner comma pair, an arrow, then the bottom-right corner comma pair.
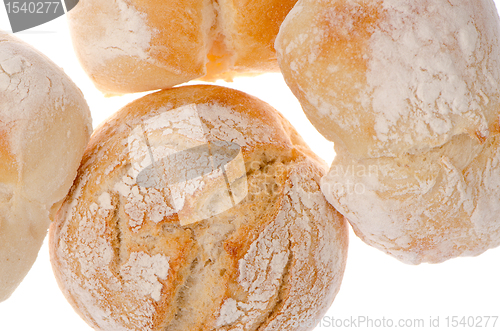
50,85 -> 348,330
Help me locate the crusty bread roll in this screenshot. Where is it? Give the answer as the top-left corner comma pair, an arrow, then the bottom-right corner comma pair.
275,0 -> 500,263
49,85 -> 348,331
0,31 -> 92,301
67,0 -> 298,95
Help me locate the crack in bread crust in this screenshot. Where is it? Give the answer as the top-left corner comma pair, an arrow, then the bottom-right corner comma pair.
254,235 -> 294,331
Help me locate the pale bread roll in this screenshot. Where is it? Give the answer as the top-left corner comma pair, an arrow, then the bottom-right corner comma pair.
49,85 -> 348,331
0,31 -> 92,301
68,0 -> 297,95
275,0 -> 500,263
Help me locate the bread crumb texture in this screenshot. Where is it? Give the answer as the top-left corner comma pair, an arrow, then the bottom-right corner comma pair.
0,32 -> 92,301
49,85 -> 348,330
276,0 -> 500,263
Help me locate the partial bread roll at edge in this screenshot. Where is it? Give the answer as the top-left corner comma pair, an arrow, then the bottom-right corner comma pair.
321,134 -> 500,264
0,31 -> 92,301
68,0 -> 297,95
276,0 -> 500,263
49,85 -> 348,331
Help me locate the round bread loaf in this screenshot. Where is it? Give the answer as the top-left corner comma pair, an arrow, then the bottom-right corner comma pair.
0,31 -> 92,301
49,85 -> 348,331
275,0 -> 500,263
68,0 -> 297,95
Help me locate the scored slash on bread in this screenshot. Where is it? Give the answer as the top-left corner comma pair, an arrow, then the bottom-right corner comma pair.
68,0 -> 298,95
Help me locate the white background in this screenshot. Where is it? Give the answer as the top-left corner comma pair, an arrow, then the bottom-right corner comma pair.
1,2 -> 500,330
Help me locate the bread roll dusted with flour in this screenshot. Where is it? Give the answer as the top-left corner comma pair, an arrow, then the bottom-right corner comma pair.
276,0 -> 500,263
0,31 -> 92,301
49,85 -> 348,331
67,0 -> 297,95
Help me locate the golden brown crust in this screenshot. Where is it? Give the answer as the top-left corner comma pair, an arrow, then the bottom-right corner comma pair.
68,0 -> 297,94
50,85 -> 348,330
